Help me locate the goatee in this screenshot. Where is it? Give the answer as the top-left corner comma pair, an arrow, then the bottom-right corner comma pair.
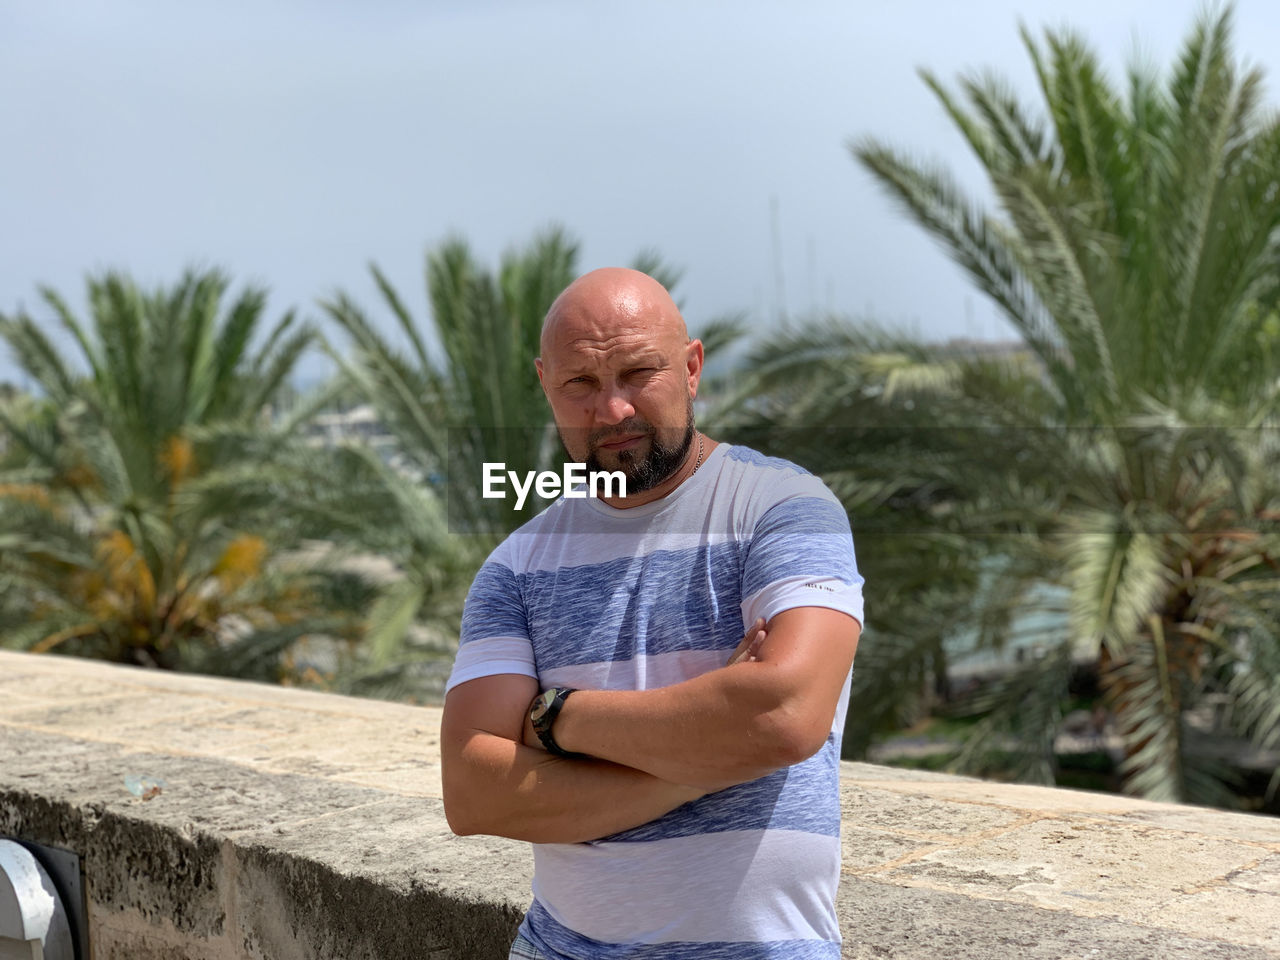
580,402 -> 696,494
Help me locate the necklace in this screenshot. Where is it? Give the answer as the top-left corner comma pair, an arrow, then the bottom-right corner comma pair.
691,432 -> 705,475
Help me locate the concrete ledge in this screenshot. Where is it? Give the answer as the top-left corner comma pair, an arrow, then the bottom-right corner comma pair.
1,650 -> 1277,959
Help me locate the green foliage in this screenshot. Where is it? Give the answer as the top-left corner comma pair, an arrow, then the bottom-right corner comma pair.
0,270 -> 370,678
324,228 -> 577,538
317,229 -> 578,696
720,7 -> 1280,804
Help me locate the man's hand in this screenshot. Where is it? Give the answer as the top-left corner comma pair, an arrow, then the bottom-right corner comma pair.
724,617 -> 767,666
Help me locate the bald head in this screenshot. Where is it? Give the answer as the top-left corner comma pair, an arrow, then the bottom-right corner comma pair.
540,268 -> 689,367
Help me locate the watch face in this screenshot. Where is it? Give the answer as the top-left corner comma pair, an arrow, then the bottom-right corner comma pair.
530,689 -> 556,724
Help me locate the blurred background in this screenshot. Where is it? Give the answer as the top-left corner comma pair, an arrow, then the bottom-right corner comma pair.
3,0 -> 1279,814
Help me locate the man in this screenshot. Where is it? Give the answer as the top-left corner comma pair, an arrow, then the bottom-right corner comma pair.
441,268 -> 863,959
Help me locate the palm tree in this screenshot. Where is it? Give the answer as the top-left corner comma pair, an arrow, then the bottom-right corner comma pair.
722,8 -> 1280,805
0,269 -> 371,680
312,229 -> 578,697
320,228 -> 727,697
324,228 -> 579,537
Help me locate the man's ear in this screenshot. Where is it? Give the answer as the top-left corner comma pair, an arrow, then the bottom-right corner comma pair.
686,340 -> 705,399
535,357 -> 545,387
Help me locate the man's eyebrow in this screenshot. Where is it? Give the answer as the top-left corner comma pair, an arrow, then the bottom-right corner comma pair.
620,350 -> 667,367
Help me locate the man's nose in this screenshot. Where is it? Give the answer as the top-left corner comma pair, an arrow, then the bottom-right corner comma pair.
595,386 -> 635,424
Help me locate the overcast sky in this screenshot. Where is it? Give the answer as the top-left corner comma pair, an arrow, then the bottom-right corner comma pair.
3,0 -> 1277,385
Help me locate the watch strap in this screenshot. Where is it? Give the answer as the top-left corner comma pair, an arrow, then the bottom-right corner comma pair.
531,687 -> 582,758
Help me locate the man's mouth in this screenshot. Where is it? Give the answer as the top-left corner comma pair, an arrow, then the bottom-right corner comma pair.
597,434 -> 645,452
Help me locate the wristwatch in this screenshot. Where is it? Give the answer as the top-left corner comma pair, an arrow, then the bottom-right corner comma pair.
529,687 -> 581,758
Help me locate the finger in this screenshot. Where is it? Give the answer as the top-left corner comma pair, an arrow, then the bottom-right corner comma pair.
725,620 -> 768,666
729,619 -> 765,662
725,625 -> 755,664
725,638 -> 752,666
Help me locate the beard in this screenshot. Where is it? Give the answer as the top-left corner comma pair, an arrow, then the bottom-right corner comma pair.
571,399 -> 696,494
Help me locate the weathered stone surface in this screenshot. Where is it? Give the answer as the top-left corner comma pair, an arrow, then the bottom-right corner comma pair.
1,650 -> 1278,959
838,876 -> 1280,959
882,817 -> 1264,912
231,845 -> 523,960
840,782 -> 1027,840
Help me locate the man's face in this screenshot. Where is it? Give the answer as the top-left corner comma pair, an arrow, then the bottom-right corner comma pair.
536,278 -> 703,494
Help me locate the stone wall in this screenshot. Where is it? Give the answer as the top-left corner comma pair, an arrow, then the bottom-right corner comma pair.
1,650 -> 1277,959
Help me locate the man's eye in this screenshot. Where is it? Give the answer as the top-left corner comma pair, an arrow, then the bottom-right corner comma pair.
627,368 -> 655,377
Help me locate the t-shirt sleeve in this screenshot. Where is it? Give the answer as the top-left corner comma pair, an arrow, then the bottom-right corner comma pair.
739,481 -> 864,629
445,557 -> 538,694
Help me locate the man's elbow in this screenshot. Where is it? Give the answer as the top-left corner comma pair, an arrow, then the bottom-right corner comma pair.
443,783 -> 479,836
442,763 -> 496,837
761,706 -> 833,768
444,798 -> 480,837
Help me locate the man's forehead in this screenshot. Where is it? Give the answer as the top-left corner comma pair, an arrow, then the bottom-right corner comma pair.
555,337 -> 667,366
549,310 -> 679,342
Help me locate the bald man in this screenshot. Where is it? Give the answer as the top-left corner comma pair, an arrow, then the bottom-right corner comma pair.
441,269 -> 863,959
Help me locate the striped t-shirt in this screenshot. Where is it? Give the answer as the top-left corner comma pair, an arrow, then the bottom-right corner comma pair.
448,444 -> 864,959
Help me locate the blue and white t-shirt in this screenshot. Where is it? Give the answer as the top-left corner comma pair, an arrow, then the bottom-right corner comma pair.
448,444 -> 864,959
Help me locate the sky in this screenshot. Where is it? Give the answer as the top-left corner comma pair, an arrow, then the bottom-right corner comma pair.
3,0 -> 1277,386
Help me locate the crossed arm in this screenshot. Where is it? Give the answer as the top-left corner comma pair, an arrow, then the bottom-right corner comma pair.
440,607 -> 860,844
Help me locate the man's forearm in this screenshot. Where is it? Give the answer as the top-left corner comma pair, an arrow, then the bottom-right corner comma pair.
443,729 -> 704,844
547,609 -> 860,790
548,662 -> 809,790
